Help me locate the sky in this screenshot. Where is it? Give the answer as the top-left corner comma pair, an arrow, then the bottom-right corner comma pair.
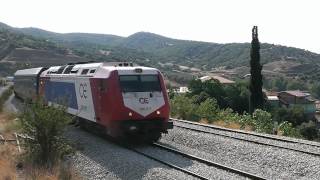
1,0 -> 319,53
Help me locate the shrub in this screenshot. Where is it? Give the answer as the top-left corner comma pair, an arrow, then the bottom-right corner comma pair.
217,108 -> 238,123
272,106 -> 307,126
252,109 -> 273,134
238,112 -> 255,129
170,94 -> 199,121
298,121 -> 319,140
19,99 -> 72,167
278,121 -> 301,138
196,98 -> 219,123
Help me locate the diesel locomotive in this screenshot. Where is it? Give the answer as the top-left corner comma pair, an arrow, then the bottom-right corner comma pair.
14,62 -> 173,141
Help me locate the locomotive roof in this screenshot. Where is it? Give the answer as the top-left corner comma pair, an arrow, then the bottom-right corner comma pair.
42,62 -> 159,78
14,67 -> 46,76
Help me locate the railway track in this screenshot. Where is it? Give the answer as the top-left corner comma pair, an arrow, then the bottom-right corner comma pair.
172,118 -> 320,157
125,142 -> 266,180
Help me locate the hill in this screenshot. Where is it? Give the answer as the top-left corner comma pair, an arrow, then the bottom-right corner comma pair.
1,22 -> 320,85
14,26 -> 320,70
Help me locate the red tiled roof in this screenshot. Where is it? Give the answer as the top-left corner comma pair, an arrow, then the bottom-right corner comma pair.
281,90 -> 309,97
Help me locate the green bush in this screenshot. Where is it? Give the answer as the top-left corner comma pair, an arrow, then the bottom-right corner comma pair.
278,121 -> 301,138
252,109 -> 273,134
298,121 -> 319,140
217,108 -> 239,123
170,94 -> 199,121
19,99 -> 72,167
196,98 -> 219,123
238,112 -> 255,129
272,107 -> 307,126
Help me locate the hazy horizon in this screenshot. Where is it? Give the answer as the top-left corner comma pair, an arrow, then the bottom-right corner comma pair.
1,0 -> 319,53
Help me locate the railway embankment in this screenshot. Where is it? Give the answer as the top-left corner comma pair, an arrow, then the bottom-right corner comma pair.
3,94 -> 320,179
64,119 -> 320,179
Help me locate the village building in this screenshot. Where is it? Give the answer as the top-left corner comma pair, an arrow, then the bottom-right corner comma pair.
278,90 -> 316,119
199,75 -> 235,84
267,95 -> 280,107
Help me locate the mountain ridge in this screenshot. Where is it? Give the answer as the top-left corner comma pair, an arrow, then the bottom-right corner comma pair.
1,22 -> 320,85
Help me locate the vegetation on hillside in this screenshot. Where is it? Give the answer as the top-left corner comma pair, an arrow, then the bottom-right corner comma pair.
0,22 -> 320,73
170,79 -> 320,141
1,22 -> 320,86
263,76 -> 320,99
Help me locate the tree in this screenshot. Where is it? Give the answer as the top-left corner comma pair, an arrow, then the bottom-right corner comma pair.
19,99 -> 72,167
249,26 -> 264,113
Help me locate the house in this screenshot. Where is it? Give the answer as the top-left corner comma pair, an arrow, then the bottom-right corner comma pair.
177,87 -> 189,93
278,90 -> 316,118
199,75 -> 235,84
267,95 -> 280,108
169,87 -> 189,94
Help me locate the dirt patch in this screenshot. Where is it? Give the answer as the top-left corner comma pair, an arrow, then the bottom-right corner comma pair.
0,143 -> 19,180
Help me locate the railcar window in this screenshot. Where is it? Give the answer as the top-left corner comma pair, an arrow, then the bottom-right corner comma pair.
81,69 -> 89,75
119,75 -> 161,92
56,66 -> 67,74
90,69 -> 96,73
63,65 -> 75,74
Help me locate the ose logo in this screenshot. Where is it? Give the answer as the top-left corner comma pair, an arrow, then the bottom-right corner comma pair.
79,83 -> 87,99
139,97 -> 149,104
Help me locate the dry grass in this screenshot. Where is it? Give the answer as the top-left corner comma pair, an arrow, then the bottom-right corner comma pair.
0,111 -> 20,180
0,144 -> 18,180
212,120 -> 253,131
0,112 -> 19,136
199,118 -> 243,129
24,163 -> 81,180
0,111 -> 80,180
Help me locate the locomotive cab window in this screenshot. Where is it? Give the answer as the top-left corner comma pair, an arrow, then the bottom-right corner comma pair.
119,75 -> 161,92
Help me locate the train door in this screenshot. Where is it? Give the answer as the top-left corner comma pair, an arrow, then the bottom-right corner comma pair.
90,78 -> 108,125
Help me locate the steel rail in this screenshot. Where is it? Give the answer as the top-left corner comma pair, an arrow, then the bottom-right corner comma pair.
171,118 -> 320,148
125,145 -> 211,180
172,119 -> 320,157
153,143 -> 266,180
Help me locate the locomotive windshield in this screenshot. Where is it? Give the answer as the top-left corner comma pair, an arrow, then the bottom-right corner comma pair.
119,75 -> 161,92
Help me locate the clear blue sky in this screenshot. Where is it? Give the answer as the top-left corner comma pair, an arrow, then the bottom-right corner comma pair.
1,0 -> 319,53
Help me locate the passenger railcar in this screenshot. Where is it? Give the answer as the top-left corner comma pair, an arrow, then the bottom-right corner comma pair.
14,62 -> 173,141
14,67 -> 47,100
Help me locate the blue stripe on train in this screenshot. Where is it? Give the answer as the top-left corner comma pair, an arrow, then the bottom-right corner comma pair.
44,81 -> 78,110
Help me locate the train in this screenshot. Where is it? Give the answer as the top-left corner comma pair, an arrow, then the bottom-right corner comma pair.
14,62 -> 173,142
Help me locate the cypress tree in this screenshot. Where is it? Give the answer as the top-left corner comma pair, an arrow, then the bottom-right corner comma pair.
249,26 -> 264,113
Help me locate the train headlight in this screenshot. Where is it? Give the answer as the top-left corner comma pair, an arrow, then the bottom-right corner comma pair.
129,112 -> 133,116
156,110 -> 160,115
129,126 -> 137,131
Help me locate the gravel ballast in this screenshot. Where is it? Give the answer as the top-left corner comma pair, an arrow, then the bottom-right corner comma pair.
135,145 -> 250,180
160,125 -> 320,179
65,127 -> 199,180
174,120 -> 320,154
